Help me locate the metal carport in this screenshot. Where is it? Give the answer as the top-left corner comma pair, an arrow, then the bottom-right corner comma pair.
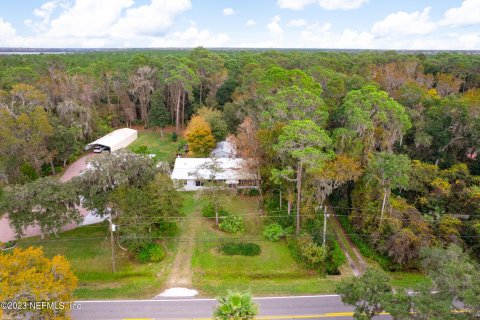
85,128 -> 138,152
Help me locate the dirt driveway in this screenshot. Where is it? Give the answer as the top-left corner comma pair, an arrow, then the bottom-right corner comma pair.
60,153 -> 97,182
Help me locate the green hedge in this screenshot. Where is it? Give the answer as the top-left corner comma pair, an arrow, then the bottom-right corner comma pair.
220,242 -> 261,256
326,239 -> 346,275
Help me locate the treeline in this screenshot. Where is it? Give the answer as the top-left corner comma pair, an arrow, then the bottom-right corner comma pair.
1,48 -> 480,268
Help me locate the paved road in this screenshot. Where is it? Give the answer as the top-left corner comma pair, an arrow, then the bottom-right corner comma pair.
72,295 -> 391,320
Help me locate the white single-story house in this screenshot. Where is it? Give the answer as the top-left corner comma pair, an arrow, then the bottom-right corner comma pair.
171,157 -> 257,191
210,141 -> 237,158
85,128 -> 138,153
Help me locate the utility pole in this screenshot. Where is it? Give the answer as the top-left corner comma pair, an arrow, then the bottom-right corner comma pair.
322,205 -> 329,248
279,190 -> 282,209
109,216 -> 116,273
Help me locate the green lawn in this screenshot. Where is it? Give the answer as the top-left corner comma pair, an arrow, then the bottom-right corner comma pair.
389,272 -> 428,289
15,192 -> 426,299
128,131 -> 182,162
191,195 -> 343,296
17,193 -> 196,300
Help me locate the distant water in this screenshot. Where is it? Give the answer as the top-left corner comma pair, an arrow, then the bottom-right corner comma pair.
0,51 -> 67,55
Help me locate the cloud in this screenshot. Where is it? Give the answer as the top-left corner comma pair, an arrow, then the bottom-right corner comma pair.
267,16 -> 283,38
223,8 -> 235,16
457,32 -> 480,49
318,0 -> 369,10
30,0 -> 63,32
372,7 -> 436,37
0,17 -> 16,40
298,22 -> 374,49
277,0 -> 316,10
110,0 -> 191,38
288,19 -> 307,27
278,0 -> 367,10
440,0 -> 480,27
47,0 -> 134,37
41,0 -> 191,39
245,19 -> 256,27
34,1 -> 57,18
150,26 -> 229,47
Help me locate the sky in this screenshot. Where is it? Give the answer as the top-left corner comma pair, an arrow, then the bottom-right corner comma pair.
0,0 -> 479,49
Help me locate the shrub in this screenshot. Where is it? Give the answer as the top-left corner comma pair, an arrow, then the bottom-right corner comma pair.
136,249 -> 151,264
263,223 -> 284,242
283,226 -> 295,236
132,144 -> 149,155
326,239 -> 346,275
264,196 -> 295,229
214,291 -> 258,320
202,203 -> 214,217
202,203 -> 229,218
220,242 -> 261,256
171,131 -> 178,142
21,163 -> 38,181
288,234 -> 326,272
219,215 -> 244,233
136,243 -> 166,263
0,241 -> 17,250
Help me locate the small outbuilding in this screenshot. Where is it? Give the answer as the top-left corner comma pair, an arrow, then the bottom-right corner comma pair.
85,128 -> 138,153
210,141 -> 237,158
171,157 -> 257,191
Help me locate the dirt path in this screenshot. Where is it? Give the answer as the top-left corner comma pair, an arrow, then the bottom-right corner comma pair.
326,204 -> 367,277
164,206 -> 201,288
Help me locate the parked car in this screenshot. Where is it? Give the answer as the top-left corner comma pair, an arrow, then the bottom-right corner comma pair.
93,146 -> 108,153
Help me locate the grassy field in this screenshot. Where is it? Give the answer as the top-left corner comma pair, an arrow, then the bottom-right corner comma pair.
17,193 -> 196,300
15,191 -> 425,299
128,131 -> 182,162
191,195 -> 343,296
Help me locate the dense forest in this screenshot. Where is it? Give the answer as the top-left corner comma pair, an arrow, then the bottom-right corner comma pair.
1,48 -> 479,270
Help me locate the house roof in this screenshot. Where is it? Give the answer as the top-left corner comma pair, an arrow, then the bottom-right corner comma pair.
171,157 -> 256,181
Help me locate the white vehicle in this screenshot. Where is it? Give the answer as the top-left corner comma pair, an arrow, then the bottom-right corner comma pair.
93,146 -> 108,153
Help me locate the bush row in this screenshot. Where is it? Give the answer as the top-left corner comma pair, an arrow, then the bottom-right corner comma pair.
220,242 -> 261,256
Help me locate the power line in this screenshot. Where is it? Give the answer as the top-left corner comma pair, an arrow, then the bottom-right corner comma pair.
7,204 -> 479,233
16,231 -> 480,244
7,202 -> 479,244
74,209 -> 480,226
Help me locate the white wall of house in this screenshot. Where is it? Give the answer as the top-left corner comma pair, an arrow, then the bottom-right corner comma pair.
184,179 -> 201,191
173,178 -> 259,191
171,158 -> 257,192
